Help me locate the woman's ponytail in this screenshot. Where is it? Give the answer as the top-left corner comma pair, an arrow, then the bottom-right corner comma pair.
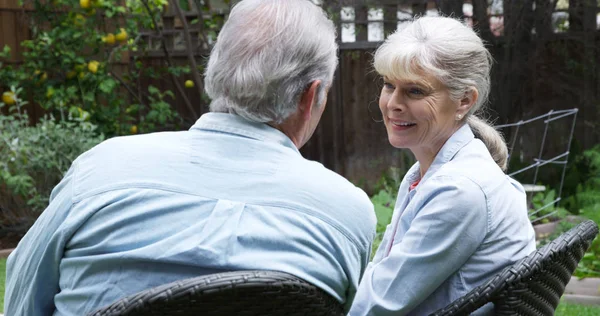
467,115 -> 508,172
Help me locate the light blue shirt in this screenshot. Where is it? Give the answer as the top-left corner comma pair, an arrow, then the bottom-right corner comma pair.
348,124 -> 536,316
5,113 -> 377,316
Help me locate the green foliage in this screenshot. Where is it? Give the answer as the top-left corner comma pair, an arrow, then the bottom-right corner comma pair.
0,0 -> 185,138
533,145 -> 600,278
529,189 -> 570,224
0,88 -> 104,230
368,168 -> 403,259
371,190 -> 395,230
562,144 -> 600,213
573,206 -> 600,278
370,189 -> 394,259
555,301 -> 600,316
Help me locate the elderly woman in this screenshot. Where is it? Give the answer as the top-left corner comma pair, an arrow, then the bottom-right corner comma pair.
348,17 -> 536,315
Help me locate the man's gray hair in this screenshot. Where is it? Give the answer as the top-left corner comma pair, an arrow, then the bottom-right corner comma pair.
204,0 -> 338,124
374,16 -> 509,171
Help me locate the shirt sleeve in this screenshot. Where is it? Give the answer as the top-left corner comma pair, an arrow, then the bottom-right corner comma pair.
4,164 -> 76,316
348,175 -> 488,315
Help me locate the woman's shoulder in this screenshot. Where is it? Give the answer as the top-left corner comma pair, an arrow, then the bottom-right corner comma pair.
447,138 -> 506,176
434,140 -> 523,200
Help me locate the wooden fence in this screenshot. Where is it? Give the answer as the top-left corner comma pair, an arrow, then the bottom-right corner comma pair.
303,0 -> 600,192
1,0 -> 600,192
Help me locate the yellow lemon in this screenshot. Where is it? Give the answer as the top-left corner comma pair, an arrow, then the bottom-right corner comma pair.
88,60 -> 100,73
79,72 -> 85,79
2,91 -> 16,105
74,14 -> 86,26
80,0 -> 90,9
102,33 -> 116,45
46,87 -> 55,99
33,70 -> 47,85
66,70 -> 77,79
115,28 -> 128,42
185,80 -> 194,88
130,125 -> 138,134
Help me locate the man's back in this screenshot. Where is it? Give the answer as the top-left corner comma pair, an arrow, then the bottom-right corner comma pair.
5,113 -> 376,315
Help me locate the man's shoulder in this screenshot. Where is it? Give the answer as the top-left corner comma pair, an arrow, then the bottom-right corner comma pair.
70,131 -> 188,193
94,131 -> 184,152
292,159 -> 370,202
282,159 -> 376,240
76,131 -> 185,165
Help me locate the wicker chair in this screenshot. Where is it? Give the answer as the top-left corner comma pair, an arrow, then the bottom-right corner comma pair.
430,219 -> 599,316
88,270 -> 344,316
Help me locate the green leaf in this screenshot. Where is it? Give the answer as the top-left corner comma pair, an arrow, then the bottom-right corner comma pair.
374,204 -> 393,228
0,45 -> 11,58
370,190 -> 395,229
179,0 -> 190,11
584,252 -> 596,260
98,78 -> 117,94
164,90 -> 175,98
148,85 -> 160,95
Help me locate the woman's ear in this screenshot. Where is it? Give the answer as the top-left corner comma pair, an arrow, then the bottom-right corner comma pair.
457,87 -> 478,116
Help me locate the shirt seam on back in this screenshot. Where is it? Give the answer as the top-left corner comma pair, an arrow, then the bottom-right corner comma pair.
70,182 -> 369,252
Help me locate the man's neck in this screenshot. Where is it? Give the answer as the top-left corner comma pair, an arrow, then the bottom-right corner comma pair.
268,120 -> 304,149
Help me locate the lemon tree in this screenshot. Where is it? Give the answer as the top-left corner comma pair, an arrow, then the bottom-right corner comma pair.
0,0 -> 225,230
0,0 -> 198,137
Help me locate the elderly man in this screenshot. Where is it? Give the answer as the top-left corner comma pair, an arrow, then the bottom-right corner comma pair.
4,0 -> 376,315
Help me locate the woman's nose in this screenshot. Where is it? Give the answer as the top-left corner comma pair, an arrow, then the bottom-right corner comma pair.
386,92 -> 405,112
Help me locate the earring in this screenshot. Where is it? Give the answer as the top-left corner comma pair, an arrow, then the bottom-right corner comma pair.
456,114 -> 463,121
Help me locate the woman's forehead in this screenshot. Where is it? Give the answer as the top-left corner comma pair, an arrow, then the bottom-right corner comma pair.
382,73 -> 441,89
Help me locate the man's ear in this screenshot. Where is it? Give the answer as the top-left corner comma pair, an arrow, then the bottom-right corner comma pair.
299,80 -> 321,120
457,87 -> 478,116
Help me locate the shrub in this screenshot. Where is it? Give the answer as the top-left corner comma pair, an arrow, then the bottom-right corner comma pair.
0,88 -> 104,232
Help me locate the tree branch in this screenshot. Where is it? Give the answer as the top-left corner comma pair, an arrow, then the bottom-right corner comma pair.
109,70 -> 145,106
192,0 -> 210,50
172,0 -> 206,115
140,0 -> 199,119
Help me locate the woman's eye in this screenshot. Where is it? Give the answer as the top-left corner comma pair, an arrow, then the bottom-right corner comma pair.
383,82 -> 395,90
407,88 -> 424,95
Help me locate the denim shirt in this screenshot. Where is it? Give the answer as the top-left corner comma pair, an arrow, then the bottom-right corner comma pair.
348,124 -> 536,316
5,113 -> 376,316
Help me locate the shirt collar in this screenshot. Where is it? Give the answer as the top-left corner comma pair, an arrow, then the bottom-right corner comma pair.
405,124 -> 475,184
190,112 -> 300,154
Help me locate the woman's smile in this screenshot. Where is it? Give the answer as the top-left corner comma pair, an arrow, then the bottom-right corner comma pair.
389,119 -> 417,131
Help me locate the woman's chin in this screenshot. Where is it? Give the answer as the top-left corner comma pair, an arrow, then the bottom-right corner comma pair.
388,137 -> 412,149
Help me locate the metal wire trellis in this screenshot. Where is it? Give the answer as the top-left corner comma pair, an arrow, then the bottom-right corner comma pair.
496,108 -> 579,224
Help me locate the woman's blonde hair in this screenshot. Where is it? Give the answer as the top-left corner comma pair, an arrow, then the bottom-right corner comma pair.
374,16 -> 508,171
